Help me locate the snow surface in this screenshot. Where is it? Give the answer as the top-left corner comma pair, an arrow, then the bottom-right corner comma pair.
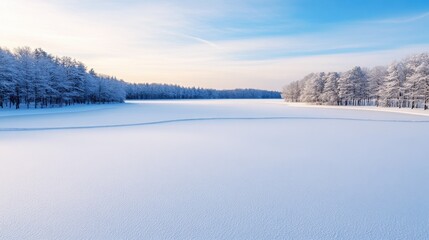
1,99 -> 429,239
282,102 -> 429,117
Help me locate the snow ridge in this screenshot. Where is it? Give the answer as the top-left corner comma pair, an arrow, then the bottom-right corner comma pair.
1,116 -> 429,132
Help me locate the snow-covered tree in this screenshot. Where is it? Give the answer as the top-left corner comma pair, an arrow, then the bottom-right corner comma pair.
320,72 -> 339,105
282,81 -> 301,102
15,47 -> 37,109
367,66 -> 387,106
300,73 -> 325,103
126,83 -> 280,100
0,46 -> 127,109
406,61 -> 429,109
338,66 -> 367,105
282,53 -> 429,110
0,48 -> 17,108
379,62 -> 406,108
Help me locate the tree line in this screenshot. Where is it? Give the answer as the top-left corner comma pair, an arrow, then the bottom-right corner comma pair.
0,47 -> 126,109
0,46 -> 280,109
126,83 -> 280,100
282,53 -> 429,110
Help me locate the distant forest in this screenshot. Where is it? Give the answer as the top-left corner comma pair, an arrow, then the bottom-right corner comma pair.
282,53 -> 429,110
0,47 -> 280,109
126,84 -> 280,100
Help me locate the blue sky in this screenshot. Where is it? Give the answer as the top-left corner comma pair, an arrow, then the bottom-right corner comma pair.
1,0 -> 429,90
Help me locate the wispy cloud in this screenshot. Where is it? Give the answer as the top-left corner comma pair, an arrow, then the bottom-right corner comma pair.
166,32 -> 221,49
377,11 -> 429,24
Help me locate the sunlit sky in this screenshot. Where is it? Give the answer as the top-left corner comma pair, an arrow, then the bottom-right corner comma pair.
1,0 -> 429,90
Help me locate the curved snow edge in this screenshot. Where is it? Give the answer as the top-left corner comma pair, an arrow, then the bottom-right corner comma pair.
1,116 -> 428,132
279,102 -> 429,117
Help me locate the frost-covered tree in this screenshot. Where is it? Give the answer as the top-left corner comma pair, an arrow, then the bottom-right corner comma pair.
406,61 -> 429,109
126,83 -> 280,100
0,46 -> 280,110
15,47 -> 37,108
338,67 -> 367,106
403,53 -> 429,109
379,62 -> 406,108
300,73 -> 325,103
0,48 -> 17,108
282,81 -> 301,102
0,46 -> 126,109
320,72 -> 339,105
282,52 -> 429,110
367,66 -> 387,106
33,48 -> 53,108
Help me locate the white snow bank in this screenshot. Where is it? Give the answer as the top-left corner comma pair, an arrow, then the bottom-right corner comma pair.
0,100 -> 428,239
281,101 -> 429,117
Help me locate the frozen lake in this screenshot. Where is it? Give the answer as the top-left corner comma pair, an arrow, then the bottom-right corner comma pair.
1,100 -> 429,239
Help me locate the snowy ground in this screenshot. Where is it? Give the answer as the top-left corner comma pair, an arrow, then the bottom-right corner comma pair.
1,99 -> 429,239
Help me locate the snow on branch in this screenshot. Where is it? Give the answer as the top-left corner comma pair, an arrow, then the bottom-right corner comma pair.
282,53 -> 429,110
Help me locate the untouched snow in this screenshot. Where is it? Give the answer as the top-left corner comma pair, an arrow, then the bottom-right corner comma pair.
282,102 -> 429,117
1,99 -> 429,239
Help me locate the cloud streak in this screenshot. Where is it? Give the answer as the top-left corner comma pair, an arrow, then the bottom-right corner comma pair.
377,11 -> 429,24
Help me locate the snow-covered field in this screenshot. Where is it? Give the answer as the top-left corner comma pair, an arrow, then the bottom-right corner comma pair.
1,99 -> 429,239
